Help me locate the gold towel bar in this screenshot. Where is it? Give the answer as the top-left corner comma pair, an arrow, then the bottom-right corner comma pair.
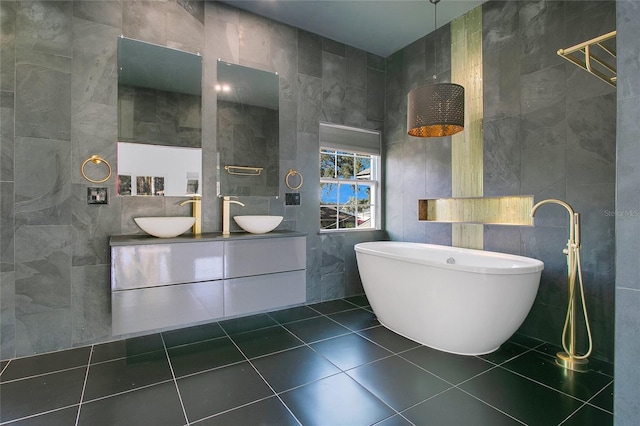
224,165 -> 263,176
557,30 -> 616,87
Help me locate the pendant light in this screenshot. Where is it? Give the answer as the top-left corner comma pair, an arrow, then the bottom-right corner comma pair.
407,0 -> 464,138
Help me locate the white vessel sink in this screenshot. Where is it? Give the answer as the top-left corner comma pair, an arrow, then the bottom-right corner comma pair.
134,217 -> 195,238
233,215 -> 283,234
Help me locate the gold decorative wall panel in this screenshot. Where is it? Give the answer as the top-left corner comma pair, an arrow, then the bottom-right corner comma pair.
418,196 -> 534,226
451,6 -> 483,249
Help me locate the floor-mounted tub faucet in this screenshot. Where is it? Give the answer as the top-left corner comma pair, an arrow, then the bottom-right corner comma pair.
222,196 -> 245,235
530,198 -> 592,372
179,194 -> 202,235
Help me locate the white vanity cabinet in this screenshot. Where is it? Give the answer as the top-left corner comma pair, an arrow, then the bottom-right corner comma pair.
224,237 -> 306,317
110,232 -> 306,335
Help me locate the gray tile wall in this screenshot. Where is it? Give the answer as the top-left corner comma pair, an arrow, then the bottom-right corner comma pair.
384,0 -> 616,362
0,0 -> 386,359
615,1 -> 640,424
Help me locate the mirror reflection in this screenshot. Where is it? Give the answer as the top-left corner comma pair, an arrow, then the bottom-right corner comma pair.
217,60 -> 279,196
117,37 -> 202,196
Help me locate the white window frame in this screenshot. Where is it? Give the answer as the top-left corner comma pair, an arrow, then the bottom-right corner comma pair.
319,147 -> 381,233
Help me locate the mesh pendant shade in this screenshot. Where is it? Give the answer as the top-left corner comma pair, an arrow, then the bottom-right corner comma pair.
407,83 -> 465,137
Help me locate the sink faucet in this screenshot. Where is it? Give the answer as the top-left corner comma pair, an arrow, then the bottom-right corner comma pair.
222,196 -> 245,235
179,194 -> 202,235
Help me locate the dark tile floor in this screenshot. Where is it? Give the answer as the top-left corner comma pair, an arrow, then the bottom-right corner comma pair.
0,296 -> 614,425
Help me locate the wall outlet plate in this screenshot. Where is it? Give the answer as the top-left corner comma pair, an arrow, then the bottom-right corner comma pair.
87,187 -> 108,205
286,193 -> 300,205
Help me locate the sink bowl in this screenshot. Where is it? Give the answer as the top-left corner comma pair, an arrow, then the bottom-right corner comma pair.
233,215 -> 283,234
134,217 -> 195,238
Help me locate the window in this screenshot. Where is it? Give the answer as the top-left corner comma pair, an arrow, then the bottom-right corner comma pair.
319,123 -> 381,232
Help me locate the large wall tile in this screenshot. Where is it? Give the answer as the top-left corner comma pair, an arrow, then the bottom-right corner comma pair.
483,42 -> 521,121
15,225 -> 72,312
14,137 -> 71,226
71,264 -> 111,345
519,0 -> 565,75
0,1 -> 16,93
71,183 -> 121,267
73,0 -> 122,28
15,62 -> 71,141
238,11 -> 270,70
616,1 -> 640,420
366,67 -> 385,122
0,271 -> 16,360
270,21 -> 298,100
15,1 -> 72,58
482,0 -> 519,54
0,97 -> 14,182
520,145 -> 565,196
566,93 -> 616,186
346,46 -> 366,90
0,181 -> 14,272
298,30 -> 322,78
483,116 -> 521,196
322,52 -> 346,112
297,74 -> 322,133
615,288 -> 640,421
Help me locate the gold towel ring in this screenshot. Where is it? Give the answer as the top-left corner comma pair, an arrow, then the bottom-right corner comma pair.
285,169 -> 303,190
81,155 -> 112,184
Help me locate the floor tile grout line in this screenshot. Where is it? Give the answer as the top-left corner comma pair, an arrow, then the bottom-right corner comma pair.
495,362 -> 595,404
287,335 -> 411,421
0,404 -> 81,426
187,394 -> 296,425
74,345 -> 95,426
394,349 -> 498,389
160,334 -> 190,425
0,360 -> 10,376
557,401 -> 591,426
453,386 -> 529,425
581,378 -> 615,414
220,325 -> 304,426
79,378 -> 177,405
224,318 -> 402,424
0,364 -> 91,385
89,347 -> 171,367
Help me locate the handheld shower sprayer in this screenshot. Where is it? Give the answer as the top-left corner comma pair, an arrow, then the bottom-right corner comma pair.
531,199 -> 593,372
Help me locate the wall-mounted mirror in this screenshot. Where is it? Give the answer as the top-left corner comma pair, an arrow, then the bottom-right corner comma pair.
217,60 -> 279,196
117,36 -> 202,196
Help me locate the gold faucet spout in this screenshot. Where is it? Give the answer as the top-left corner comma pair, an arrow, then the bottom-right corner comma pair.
222,196 -> 245,235
179,195 -> 202,235
531,198 -> 576,246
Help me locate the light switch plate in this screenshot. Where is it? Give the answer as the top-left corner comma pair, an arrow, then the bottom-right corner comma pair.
286,193 -> 300,205
87,187 -> 108,205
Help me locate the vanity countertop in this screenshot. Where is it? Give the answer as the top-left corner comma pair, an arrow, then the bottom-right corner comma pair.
110,230 -> 307,247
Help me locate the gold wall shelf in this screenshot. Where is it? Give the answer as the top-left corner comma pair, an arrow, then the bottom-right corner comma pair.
419,196 -> 534,226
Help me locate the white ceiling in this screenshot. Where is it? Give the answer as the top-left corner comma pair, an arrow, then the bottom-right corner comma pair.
218,0 -> 486,58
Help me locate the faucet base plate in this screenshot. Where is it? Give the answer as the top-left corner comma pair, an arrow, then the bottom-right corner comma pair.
556,351 -> 589,372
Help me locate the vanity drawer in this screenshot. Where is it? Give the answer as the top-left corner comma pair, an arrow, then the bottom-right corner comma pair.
112,280 -> 224,335
111,241 -> 224,290
224,270 -> 306,317
224,237 -> 306,278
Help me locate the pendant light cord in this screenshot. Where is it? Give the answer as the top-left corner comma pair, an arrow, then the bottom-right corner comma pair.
431,0 -> 440,81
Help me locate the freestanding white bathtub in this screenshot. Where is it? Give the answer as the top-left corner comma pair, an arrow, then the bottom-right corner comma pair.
354,241 -> 544,355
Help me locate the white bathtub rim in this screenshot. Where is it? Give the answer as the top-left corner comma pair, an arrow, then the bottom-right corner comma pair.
354,241 -> 544,275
